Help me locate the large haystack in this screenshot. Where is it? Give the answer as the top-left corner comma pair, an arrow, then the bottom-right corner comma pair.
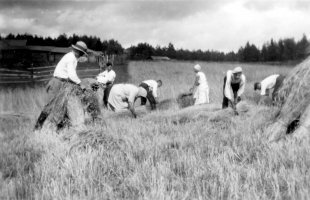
268,56 -> 310,142
35,79 -> 101,133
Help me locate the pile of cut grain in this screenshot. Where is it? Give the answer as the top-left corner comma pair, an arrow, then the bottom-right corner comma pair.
176,92 -> 195,108
35,79 -> 101,132
267,56 -> 310,142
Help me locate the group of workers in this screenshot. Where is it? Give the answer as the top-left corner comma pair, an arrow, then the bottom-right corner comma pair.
46,41 -> 285,118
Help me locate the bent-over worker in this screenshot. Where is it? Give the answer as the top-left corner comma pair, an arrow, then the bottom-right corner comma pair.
222,66 -> 246,114
190,64 -> 209,105
107,83 -> 147,118
254,74 -> 285,101
139,79 -> 162,110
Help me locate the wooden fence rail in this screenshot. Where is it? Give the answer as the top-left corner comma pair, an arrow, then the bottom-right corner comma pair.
0,65 -> 101,84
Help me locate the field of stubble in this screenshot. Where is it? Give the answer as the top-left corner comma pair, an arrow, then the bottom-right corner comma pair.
1,61 -> 310,200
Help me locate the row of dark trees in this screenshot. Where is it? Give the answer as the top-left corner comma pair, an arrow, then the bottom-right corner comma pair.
238,35 -> 309,62
1,33 -> 309,62
129,35 -> 309,62
1,33 -> 124,55
128,43 -> 231,61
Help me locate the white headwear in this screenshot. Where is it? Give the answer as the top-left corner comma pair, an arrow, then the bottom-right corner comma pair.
72,41 -> 88,55
194,64 -> 201,71
232,66 -> 242,74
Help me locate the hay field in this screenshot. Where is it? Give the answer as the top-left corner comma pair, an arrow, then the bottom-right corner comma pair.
1,61 -> 310,199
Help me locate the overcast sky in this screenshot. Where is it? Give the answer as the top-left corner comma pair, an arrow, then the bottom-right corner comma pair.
0,0 -> 309,52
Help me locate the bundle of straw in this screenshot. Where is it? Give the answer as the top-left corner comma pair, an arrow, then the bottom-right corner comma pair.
35,79 -> 101,131
176,92 -> 195,108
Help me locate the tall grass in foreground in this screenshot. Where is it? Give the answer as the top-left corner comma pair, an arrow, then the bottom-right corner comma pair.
1,61 -> 309,200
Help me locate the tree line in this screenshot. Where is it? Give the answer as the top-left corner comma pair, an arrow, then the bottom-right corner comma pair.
129,35 -> 309,62
1,33 -> 309,62
1,33 -> 124,55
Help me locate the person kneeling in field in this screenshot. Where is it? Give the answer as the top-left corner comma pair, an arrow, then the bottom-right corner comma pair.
254,74 -> 285,102
96,61 -> 116,107
222,66 -> 246,115
107,84 -> 147,118
46,41 -> 89,98
139,79 -> 162,110
189,64 -> 209,105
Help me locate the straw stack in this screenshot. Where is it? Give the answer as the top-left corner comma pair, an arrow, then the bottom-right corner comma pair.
268,56 -> 310,141
35,79 -> 101,132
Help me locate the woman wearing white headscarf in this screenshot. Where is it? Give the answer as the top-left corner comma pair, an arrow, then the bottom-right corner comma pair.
190,64 -> 210,105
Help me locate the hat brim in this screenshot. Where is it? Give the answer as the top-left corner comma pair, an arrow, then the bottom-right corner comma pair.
72,45 -> 88,55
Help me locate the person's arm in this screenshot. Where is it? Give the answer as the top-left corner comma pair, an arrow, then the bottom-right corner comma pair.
127,89 -> 139,118
229,99 -> 237,109
67,61 -> 81,84
190,75 -> 200,92
260,82 -> 268,96
237,75 -> 246,97
224,71 -> 233,101
128,102 -> 137,118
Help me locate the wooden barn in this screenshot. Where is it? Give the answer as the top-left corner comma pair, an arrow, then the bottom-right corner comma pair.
0,40 -> 70,68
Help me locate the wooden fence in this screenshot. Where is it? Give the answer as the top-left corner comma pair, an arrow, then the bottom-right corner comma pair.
0,65 -> 101,84
0,53 -> 128,85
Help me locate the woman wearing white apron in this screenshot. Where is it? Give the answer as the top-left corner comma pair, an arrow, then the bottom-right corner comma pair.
190,64 -> 210,105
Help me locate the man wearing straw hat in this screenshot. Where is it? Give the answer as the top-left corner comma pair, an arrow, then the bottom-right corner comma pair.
222,66 -> 246,114
107,83 -> 148,118
46,41 -> 89,97
254,74 -> 285,101
189,64 -> 209,105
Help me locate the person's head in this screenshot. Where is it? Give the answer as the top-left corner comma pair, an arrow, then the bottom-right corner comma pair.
106,62 -> 113,71
157,80 -> 162,87
254,82 -> 261,90
72,41 -> 88,58
193,64 -> 201,73
232,66 -> 243,80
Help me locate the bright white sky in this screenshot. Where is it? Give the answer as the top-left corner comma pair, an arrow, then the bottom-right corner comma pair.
0,0 -> 309,52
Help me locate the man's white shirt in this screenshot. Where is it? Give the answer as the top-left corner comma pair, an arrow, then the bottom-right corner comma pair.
53,52 -> 81,84
143,80 -> 158,98
224,70 -> 246,100
260,74 -> 279,95
97,70 -> 116,84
